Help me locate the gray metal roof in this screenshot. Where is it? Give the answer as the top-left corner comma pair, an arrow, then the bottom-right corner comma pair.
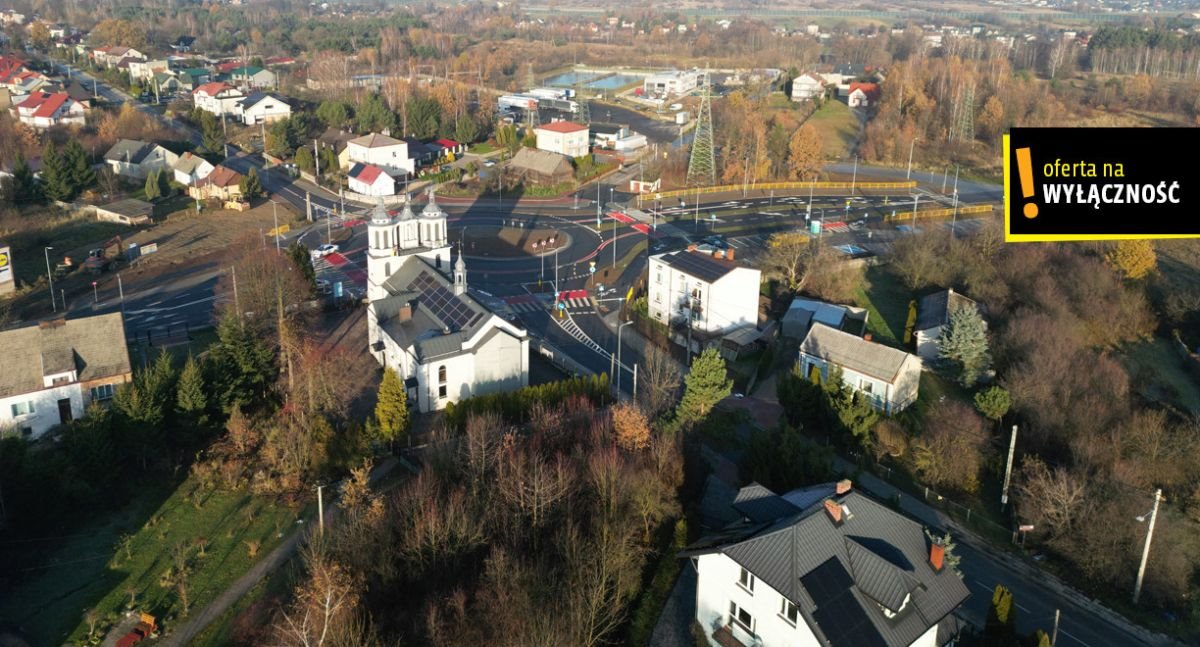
237,92 -> 288,110
800,323 -> 914,383
916,289 -> 980,332
104,139 -> 161,164
0,313 -> 132,398
96,198 -> 153,219
733,483 -> 801,523
685,487 -> 969,647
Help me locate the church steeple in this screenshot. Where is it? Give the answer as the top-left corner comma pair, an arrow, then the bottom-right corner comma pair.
453,247 -> 467,296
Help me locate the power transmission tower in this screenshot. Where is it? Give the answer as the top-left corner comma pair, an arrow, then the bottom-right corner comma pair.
686,70 -> 715,187
574,80 -> 590,124
953,81 -> 975,143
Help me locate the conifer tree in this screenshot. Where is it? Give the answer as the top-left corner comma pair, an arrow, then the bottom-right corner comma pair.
374,367 -> 409,449
239,167 -> 262,200
674,348 -> 732,429
176,354 -> 208,421
62,140 -> 95,195
144,169 -> 161,200
937,305 -> 991,387
41,142 -> 73,202
7,153 -> 42,204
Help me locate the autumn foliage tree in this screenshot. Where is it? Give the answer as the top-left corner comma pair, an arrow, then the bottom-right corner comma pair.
787,123 -> 822,179
611,402 -> 650,451
1105,240 -> 1156,280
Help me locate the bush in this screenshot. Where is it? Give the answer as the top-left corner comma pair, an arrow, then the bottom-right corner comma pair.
443,374 -> 610,431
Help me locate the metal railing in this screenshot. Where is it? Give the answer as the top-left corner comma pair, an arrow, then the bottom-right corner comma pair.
883,204 -> 993,221
636,180 -> 918,204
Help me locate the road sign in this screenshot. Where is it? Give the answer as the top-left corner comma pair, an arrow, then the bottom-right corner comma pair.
1018,524 -> 1035,532
589,261 -> 596,274
557,301 -> 565,310
141,243 -> 158,255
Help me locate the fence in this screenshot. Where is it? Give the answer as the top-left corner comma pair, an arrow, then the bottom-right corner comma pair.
883,203 -> 993,221
636,180 -> 918,204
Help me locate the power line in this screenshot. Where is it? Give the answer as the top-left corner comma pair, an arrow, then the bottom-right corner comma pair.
686,69 -> 715,188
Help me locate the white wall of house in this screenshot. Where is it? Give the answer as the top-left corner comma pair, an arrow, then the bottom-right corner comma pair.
128,59 -> 168,81
849,89 -> 871,107
647,255 -> 760,335
173,159 -> 214,186
0,384 -> 83,437
347,140 -> 414,176
535,127 -> 589,157
108,146 -> 179,179
915,325 -> 944,362
349,173 -> 395,197
791,76 -> 824,101
694,553 -> 822,647
238,98 -> 291,125
799,351 -> 921,413
194,90 -> 244,117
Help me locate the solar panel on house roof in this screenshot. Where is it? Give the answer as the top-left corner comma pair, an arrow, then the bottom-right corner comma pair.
407,271 -> 483,331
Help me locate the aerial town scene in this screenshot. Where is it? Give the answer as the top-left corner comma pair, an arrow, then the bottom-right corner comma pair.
0,0 -> 1199,646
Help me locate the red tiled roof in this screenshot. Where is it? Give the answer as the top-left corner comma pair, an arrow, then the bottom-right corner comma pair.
215,61 -> 242,73
536,121 -> 588,134
196,165 -> 243,188
434,138 -> 459,148
193,82 -> 234,97
351,164 -> 385,185
849,82 -> 881,100
17,92 -> 72,118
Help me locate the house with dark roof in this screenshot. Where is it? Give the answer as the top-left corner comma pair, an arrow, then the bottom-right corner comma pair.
227,65 -> 275,89
235,92 -> 290,125
505,147 -> 573,186
782,297 -> 869,339
683,480 -> 969,647
648,249 -> 761,355
799,324 -> 921,413
0,313 -> 133,438
104,139 -> 179,179
172,152 -> 215,186
914,289 -> 983,363
366,194 -> 529,412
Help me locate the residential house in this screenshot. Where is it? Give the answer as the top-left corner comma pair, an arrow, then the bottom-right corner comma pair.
63,80 -> 94,108
347,132 -> 413,177
0,314 -> 133,438
95,198 -> 153,225
188,165 -> 244,201
432,138 -> 465,158
535,120 -> 590,158
914,289 -> 983,363
170,36 -> 196,52
192,82 -> 244,117
235,92 -> 290,125
791,72 -> 826,102
403,138 -> 438,168
318,127 -> 355,170
103,139 -> 179,179
128,59 -> 169,82
151,72 -> 183,96
848,82 -> 881,108
504,147 -> 573,186
589,122 -> 646,150
175,68 -> 211,91
348,163 -> 395,197
648,249 -> 761,354
228,66 -> 275,89
366,197 -> 529,412
683,479 -> 969,647
782,297 -> 868,339
0,9 -> 26,25
10,91 -> 85,129
799,323 -> 921,413
172,152 -> 214,186
92,46 -> 146,68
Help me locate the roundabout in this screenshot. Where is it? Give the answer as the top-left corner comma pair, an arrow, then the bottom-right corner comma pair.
459,223 -> 573,260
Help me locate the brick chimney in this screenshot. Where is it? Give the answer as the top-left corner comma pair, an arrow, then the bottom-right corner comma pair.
713,249 -> 724,259
929,540 -> 945,572
863,333 -> 872,342
687,244 -> 697,252
725,247 -> 734,261
836,479 -> 852,495
823,499 -> 842,525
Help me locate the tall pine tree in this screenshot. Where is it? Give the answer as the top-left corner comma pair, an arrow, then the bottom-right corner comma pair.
674,348 -> 732,429
62,140 -> 95,196
176,354 -> 208,422
374,367 -> 409,450
3,153 -> 42,205
208,313 -> 276,411
238,167 -> 262,200
937,305 -> 991,387
144,169 -> 161,200
41,142 -> 73,203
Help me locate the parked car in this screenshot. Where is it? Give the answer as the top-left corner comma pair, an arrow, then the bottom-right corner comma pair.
483,159 -> 496,167
311,243 -> 339,258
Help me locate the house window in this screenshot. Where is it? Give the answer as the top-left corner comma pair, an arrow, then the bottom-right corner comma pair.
729,601 -> 754,633
737,567 -> 755,594
10,401 -> 35,417
780,598 -> 798,626
437,365 -> 447,399
860,380 -> 874,394
90,384 -> 116,401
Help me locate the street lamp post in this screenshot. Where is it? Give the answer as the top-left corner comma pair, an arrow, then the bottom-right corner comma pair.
1133,488 -> 1163,605
807,173 -> 814,221
44,246 -> 55,313
596,181 -> 602,228
912,193 -> 920,229
906,137 -> 919,179
851,155 -> 858,196
271,200 -> 281,253
617,320 -> 633,394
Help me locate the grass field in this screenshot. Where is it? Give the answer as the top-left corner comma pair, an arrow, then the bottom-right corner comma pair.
2,212 -> 131,285
805,100 -> 859,160
1120,338 -> 1200,413
854,265 -> 913,348
0,478 -> 305,645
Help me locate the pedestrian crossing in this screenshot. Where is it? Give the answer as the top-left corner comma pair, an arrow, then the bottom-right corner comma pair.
555,311 -> 610,357
506,297 -> 593,313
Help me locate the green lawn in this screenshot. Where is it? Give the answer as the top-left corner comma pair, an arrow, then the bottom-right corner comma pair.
1120,337 -> 1200,413
854,266 -> 913,349
469,142 -> 497,155
0,478 -> 305,645
4,213 -> 130,285
805,100 -> 859,160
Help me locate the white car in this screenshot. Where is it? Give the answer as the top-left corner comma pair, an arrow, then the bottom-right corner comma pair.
311,243 -> 340,258
483,159 -> 496,167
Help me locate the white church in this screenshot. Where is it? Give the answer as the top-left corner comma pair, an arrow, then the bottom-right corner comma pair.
366,192 -> 530,412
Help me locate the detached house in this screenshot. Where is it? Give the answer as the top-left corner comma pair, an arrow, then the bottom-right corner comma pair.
172,152 -> 215,186
648,249 -> 761,354
0,314 -> 133,438
347,132 -> 414,177
104,139 -> 179,179
914,289 -> 983,363
228,66 -> 275,89
534,120 -> 590,158
791,73 -> 826,102
235,92 -> 291,125
348,163 -> 395,197
683,480 -> 969,647
192,82 -> 245,117
11,91 -> 85,129
847,82 -> 881,108
799,324 -> 921,413
188,165 -> 244,202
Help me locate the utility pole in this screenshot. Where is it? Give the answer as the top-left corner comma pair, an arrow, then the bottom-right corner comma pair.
851,154 -> 858,196
44,246 -> 55,313
906,137 -> 918,179
1000,425 -> 1018,509
1133,488 -> 1163,605
1051,609 -> 1060,647
306,191 -> 312,222
911,193 -> 920,229
316,484 -> 325,537
633,363 -> 638,401
232,266 -> 241,321
313,139 -> 320,179
271,201 -> 280,253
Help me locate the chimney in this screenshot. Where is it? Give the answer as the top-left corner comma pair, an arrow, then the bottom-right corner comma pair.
863,333 -> 872,342
713,249 -> 724,259
836,479 -> 852,495
929,540 -> 945,572
726,247 -> 734,261
687,244 -> 697,252
398,301 -> 413,322
823,499 -> 842,525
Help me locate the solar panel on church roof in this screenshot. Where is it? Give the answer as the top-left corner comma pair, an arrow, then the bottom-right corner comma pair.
407,271 -> 480,332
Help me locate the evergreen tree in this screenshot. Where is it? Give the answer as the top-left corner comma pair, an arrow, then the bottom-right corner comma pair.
828,382 -> 879,448
316,100 -> 350,128
293,146 -> 315,173
355,93 -> 396,134
41,143 -> 73,202
62,140 -> 95,196
973,386 -> 1011,422
4,153 -> 42,205
176,354 -> 208,421
937,305 -> 991,387
157,166 -> 171,197
239,168 -> 263,200
288,242 -> 317,291
405,95 -> 442,139
455,115 -> 481,144
143,169 -> 161,200
374,367 -> 409,449
985,584 -> 1015,641
209,314 -> 276,411
674,348 -> 732,429
496,124 -> 519,154
198,110 -> 225,156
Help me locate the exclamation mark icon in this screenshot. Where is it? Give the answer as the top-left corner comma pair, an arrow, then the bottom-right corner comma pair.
1015,147 -> 1038,219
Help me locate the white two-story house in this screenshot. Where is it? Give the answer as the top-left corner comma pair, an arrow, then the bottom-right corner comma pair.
683,480 -> 969,647
799,323 -> 921,413
347,132 -> 414,177
0,313 -> 133,438
791,73 -> 826,102
534,120 -> 590,158
235,92 -> 291,125
10,91 -> 85,129
366,194 -> 529,412
648,249 -> 761,354
192,82 -> 245,118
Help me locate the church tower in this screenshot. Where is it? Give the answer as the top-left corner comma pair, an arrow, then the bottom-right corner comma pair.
366,198 -> 397,301
417,188 -> 452,273
453,247 -> 467,296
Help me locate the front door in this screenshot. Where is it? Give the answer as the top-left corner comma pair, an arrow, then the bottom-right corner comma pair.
57,398 -> 73,424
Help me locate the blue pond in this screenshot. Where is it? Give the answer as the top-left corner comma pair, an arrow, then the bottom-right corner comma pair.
544,71 -> 601,87
587,74 -> 642,89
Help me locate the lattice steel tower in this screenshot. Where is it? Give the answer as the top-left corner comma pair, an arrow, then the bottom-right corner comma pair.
953,82 -> 975,143
574,80 -> 590,125
686,70 -> 716,187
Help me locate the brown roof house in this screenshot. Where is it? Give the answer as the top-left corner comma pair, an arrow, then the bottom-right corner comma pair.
0,313 -> 133,438
505,147 -> 573,186
188,165 -> 244,202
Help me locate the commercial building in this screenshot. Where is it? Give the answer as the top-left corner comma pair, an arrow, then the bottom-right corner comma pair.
534,120 -> 590,158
